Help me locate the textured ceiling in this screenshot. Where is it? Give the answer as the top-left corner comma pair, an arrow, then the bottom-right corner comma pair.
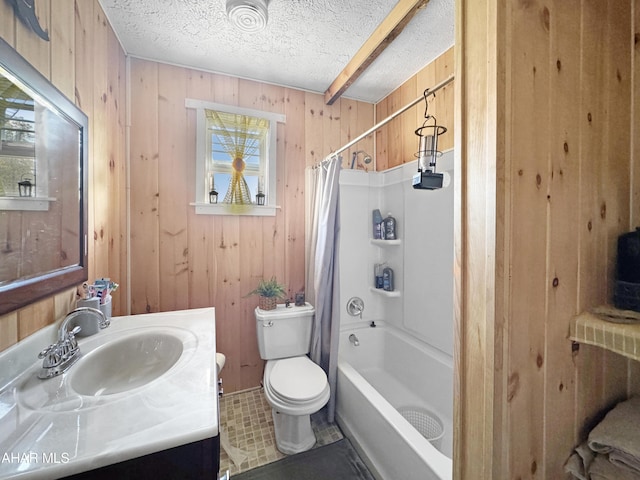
98,0 -> 454,104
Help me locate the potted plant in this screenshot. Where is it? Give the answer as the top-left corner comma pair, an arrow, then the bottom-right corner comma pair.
246,276 -> 287,311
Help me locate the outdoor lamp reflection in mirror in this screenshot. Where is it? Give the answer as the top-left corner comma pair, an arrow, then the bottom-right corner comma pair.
17,175 -> 34,196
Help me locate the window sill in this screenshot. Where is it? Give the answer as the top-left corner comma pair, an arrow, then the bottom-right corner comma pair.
0,196 -> 55,211
191,202 -> 279,216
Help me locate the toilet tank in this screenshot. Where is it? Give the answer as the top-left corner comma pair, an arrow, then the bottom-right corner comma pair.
255,303 -> 315,359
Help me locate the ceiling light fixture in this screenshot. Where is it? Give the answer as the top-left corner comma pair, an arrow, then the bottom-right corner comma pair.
226,0 -> 268,33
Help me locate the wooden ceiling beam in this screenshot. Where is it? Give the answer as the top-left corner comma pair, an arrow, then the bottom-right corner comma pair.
323,0 -> 430,105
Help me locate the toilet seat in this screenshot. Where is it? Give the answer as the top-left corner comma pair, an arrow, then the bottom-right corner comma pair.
263,357 -> 330,416
269,356 -> 327,402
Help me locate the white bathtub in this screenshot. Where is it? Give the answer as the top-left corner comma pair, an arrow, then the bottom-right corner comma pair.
336,322 -> 453,480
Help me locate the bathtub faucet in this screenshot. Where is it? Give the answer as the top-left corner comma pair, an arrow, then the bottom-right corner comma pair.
348,334 -> 360,347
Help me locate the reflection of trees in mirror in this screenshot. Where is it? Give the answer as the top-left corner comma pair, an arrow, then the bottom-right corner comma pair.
1,75 -> 36,196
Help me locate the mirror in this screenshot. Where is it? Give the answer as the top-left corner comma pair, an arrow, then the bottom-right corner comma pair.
0,37 -> 88,315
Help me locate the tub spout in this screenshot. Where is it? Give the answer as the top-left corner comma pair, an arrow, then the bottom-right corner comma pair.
348,334 -> 360,347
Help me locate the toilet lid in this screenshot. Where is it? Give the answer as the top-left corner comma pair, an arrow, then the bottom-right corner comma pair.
268,357 -> 327,402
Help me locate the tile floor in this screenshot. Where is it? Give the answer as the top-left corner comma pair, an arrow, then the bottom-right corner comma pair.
218,387 -> 343,476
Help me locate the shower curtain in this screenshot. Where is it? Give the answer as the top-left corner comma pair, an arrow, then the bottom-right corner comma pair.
305,156 -> 341,423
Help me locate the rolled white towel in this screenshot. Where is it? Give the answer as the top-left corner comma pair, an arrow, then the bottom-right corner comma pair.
216,352 -> 226,374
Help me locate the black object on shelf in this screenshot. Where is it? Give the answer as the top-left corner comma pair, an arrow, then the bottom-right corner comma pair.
615,227 -> 640,312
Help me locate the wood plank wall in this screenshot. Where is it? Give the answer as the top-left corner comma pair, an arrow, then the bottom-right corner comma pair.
0,1 -> 127,352
375,47 -> 454,171
128,59 -> 374,393
456,0 -> 640,479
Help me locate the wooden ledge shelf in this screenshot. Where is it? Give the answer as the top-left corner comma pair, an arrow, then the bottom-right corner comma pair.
569,310 -> 640,362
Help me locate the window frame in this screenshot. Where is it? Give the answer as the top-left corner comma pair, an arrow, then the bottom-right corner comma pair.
185,99 -> 285,216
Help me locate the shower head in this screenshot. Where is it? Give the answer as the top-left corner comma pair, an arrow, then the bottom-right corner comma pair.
352,150 -> 372,169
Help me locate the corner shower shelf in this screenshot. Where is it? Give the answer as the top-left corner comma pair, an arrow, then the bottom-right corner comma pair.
369,287 -> 401,298
370,239 -> 401,247
569,308 -> 640,362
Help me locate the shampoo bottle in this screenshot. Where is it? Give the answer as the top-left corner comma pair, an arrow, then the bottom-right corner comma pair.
372,209 -> 383,239
374,263 -> 384,289
384,213 -> 396,240
383,266 -> 394,291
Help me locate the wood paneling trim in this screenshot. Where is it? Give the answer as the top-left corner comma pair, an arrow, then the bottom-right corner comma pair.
129,59 -> 160,314
50,0 -> 74,100
543,0 -> 582,475
0,312 -> 18,351
455,0 -> 501,477
158,64 -> 189,313
0,1 -> 15,44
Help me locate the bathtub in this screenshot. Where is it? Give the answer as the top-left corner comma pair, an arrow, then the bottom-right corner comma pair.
336,322 -> 453,480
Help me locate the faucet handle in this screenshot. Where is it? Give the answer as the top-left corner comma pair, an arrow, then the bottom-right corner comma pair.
38,344 -> 61,367
38,344 -> 57,359
67,326 -> 81,349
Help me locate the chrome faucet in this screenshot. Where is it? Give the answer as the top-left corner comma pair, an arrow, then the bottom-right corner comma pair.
38,307 -> 108,379
60,306 -> 109,338
348,334 -> 360,347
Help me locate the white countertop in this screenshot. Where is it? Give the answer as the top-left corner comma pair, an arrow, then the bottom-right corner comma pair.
0,307 -> 218,479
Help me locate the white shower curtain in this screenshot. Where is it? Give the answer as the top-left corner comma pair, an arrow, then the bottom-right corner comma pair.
305,156 -> 341,423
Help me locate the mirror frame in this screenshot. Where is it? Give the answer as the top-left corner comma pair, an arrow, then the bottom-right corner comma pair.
0,37 -> 88,315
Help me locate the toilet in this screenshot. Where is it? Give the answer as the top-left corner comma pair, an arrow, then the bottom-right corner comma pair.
255,303 -> 330,455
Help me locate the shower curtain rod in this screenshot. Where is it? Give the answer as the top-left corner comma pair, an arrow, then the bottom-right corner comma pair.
326,74 -> 455,161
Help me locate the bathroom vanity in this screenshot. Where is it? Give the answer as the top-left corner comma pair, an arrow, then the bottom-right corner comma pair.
0,308 -> 220,479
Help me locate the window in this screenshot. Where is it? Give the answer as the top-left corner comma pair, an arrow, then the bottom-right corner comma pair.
186,99 -> 285,216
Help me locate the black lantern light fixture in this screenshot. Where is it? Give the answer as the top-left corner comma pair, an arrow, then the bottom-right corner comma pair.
208,173 -> 218,204
412,88 -> 447,190
18,175 -> 34,197
256,176 -> 265,205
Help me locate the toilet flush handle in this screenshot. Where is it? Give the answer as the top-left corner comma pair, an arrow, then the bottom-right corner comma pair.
262,321 -> 274,327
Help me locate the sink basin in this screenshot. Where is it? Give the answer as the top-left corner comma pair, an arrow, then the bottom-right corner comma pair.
1,308 -> 217,480
70,332 -> 183,396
